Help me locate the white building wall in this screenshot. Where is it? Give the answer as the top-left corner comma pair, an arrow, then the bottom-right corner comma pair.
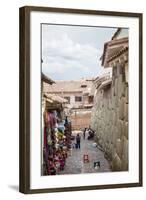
70,95 -> 75,105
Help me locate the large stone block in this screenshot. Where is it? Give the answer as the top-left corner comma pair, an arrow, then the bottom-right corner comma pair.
117,75 -> 123,98
117,119 -> 123,139
110,127 -> 114,143
125,85 -> 129,104
112,112 -> 117,126
116,138 -> 123,159
109,99 -> 112,110
98,138 -> 103,147
121,158 -> 128,171
112,127 -> 118,148
106,130 -> 111,143
119,97 -> 125,120
112,86 -> 115,98
108,143 -> 115,160
114,78 -> 118,96
123,121 -> 128,139
113,95 -> 119,108
108,125 -> 112,141
112,153 -> 122,171
124,103 -> 128,122
122,136 -> 128,162
117,64 -> 122,76
121,83 -> 126,97
105,142 -> 113,161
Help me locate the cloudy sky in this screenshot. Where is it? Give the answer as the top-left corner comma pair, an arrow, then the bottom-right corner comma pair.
42,24 -> 117,80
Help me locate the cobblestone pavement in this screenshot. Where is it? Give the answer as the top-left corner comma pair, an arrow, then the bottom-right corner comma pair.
59,132 -> 111,175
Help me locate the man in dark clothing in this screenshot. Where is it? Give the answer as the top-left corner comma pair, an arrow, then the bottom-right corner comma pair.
83,128 -> 86,139
76,134 -> 81,149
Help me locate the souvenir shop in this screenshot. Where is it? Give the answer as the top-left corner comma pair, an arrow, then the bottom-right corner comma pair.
42,99 -> 72,176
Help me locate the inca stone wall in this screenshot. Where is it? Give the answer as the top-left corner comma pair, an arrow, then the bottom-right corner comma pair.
91,64 -> 128,171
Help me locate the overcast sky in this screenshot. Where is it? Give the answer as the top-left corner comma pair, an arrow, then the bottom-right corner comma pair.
42,24 -> 117,80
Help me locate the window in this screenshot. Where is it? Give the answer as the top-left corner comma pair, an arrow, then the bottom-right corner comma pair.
81,84 -> 87,88
64,96 -> 70,103
75,96 -> 82,102
88,96 -> 94,103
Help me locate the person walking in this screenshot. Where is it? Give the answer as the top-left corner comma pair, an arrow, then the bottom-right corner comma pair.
76,134 -> 81,149
83,128 -> 86,139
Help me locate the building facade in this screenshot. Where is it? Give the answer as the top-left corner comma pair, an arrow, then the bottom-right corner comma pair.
44,78 -> 94,130
44,78 -> 94,109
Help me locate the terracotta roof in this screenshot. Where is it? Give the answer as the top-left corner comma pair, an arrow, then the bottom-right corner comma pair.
41,73 -> 55,85
101,37 -> 128,67
107,46 -> 128,63
44,96 -> 53,103
44,93 -> 68,104
44,79 -> 94,94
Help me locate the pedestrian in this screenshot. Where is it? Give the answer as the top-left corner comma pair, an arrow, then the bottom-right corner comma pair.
85,128 -> 89,138
87,128 -> 95,140
64,116 -> 68,125
83,128 -> 86,139
76,134 -> 81,149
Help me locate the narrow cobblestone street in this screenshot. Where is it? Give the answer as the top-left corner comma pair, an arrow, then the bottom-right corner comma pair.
59,132 -> 111,175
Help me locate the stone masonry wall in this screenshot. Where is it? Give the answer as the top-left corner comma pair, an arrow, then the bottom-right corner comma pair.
91,63 -> 128,171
